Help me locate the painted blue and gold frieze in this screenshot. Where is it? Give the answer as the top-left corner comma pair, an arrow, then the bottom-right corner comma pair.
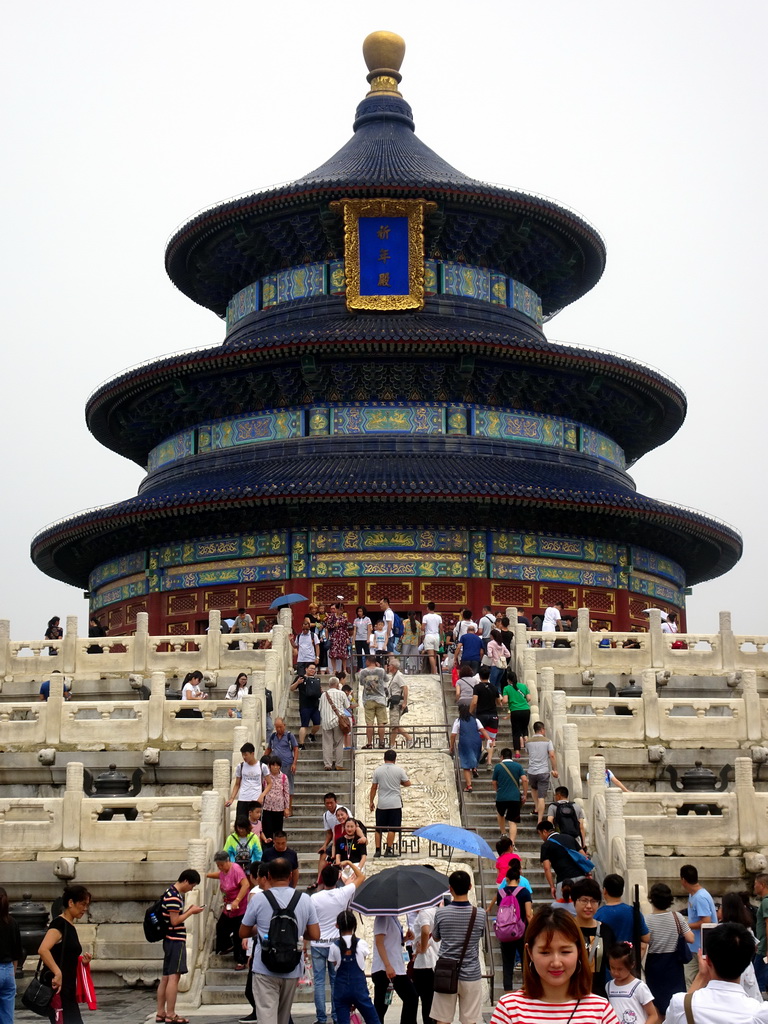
490,534 -> 620,564
89,526 -> 686,611
629,572 -> 685,607
150,533 -> 287,570
147,431 -> 195,473
223,260 -> 544,335
292,531 -> 309,578
161,559 -> 288,590
312,530 -> 467,553
146,403 -> 625,473
511,280 -> 543,324
225,282 -> 260,332
491,556 -> 617,588
474,409 -> 563,447
196,410 -> 302,455
91,577 -> 148,611
89,551 -> 147,591
630,546 -> 686,587
331,404 -> 443,434
310,551 -> 468,578
442,262 -> 491,303
424,260 -> 439,297
276,263 -> 326,303
580,428 -> 626,470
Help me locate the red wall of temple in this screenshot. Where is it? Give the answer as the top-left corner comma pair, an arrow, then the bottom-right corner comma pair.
95,577 -> 686,638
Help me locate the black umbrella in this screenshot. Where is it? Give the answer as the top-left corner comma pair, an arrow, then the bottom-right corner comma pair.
350,866 -> 450,916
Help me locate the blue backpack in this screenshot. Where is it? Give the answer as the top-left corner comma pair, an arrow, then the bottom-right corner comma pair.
392,612 -> 404,638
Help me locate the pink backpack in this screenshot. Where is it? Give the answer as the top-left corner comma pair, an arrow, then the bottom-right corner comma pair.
494,885 -> 525,941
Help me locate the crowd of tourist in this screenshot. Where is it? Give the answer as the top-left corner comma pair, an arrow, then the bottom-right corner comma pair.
22,601 -> 767,1024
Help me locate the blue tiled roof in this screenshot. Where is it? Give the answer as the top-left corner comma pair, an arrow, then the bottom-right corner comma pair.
31,445 -> 742,589
164,94 -> 606,317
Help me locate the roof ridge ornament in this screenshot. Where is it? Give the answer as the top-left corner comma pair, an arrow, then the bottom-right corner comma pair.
362,30 -> 405,97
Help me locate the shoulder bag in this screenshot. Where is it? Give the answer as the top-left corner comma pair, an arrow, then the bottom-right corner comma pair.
683,990 -> 696,1024
433,906 -> 477,994
325,691 -> 351,734
22,961 -> 55,1016
673,910 -> 693,963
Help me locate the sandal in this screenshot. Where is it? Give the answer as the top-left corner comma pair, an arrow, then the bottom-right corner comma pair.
166,1017 -> 190,1023
464,785 -> 473,792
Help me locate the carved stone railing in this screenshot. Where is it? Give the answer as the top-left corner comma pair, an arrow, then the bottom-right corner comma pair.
0,608 -> 294,688
506,607 -> 768,678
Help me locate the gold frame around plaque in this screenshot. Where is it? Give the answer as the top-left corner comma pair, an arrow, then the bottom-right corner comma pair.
329,198 -> 436,311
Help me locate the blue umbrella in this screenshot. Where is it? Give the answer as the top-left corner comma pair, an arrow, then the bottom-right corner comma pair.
269,593 -> 309,610
413,824 -> 495,861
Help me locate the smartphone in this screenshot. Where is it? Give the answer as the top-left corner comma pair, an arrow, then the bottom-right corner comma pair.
700,922 -> 716,954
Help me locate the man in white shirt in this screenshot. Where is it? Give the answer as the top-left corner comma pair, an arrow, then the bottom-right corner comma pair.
452,609 -> 477,641
422,602 -> 443,675
379,597 -> 396,652
310,861 -> 366,1024
666,922 -> 768,1023
541,602 -> 564,632
478,605 -> 495,650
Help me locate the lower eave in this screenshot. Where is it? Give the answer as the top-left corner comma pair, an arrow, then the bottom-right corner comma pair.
31,487 -> 742,591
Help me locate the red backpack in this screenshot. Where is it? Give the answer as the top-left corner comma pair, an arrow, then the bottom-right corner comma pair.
494,885 -> 525,941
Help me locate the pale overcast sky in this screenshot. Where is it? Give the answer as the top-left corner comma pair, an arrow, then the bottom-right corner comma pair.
1,0 -> 765,639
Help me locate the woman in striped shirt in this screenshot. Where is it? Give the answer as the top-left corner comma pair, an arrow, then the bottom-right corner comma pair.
490,907 -> 619,1023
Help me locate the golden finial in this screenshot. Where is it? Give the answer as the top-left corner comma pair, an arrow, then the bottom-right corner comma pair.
362,30 -> 405,97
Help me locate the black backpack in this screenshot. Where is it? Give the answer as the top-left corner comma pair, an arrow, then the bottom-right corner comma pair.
230,834 -> 252,868
554,801 -> 581,839
143,892 -> 170,942
260,890 -> 302,973
302,676 -> 321,700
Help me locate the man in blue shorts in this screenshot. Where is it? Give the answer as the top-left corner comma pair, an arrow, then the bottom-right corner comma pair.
289,663 -> 321,748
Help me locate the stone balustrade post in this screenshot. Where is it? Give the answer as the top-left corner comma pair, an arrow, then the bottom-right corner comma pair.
148,671 -> 166,740
538,667 -> 555,722
46,672 -> 64,745
719,611 -> 736,672
625,834 -> 649,908
641,668 -> 660,741
212,758 -> 231,797
577,608 -> 592,668
0,619 -> 10,679
133,613 -> 149,675
742,670 -> 762,743
233,725 -> 248,758
550,690 -> 567,754
515,624 -> 530,678
200,790 -> 224,847
647,609 -> 664,669
241,695 -> 260,747
206,610 -> 222,673
587,754 -> 607,872
735,756 -> 758,848
63,762 -> 84,849
278,607 -> 293,631
604,787 -> 625,874
562,722 -> 583,799
271,624 -> 288,684
62,616 -> 78,674
263,649 -> 281,721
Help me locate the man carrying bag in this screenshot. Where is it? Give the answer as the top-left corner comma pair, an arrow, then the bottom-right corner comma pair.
431,870 -> 487,1024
